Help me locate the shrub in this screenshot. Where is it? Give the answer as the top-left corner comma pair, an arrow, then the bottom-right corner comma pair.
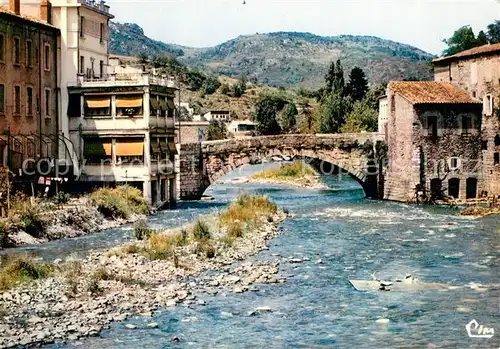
52,192 -> 71,205
146,232 -> 187,260
220,194 -> 277,226
191,219 -> 211,241
134,220 -> 153,240
90,186 -> 149,219
195,239 -> 215,259
0,255 -> 54,291
61,260 -> 82,294
10,198 -> 46,238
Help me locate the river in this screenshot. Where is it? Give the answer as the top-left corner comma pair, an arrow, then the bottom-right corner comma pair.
6,163 -> 500,348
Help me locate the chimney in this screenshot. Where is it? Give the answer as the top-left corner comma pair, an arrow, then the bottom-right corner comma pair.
40,0 -> 52,24
9,0 -> 20,15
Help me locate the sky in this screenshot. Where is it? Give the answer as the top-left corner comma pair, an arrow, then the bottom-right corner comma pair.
107,0 -> 499,55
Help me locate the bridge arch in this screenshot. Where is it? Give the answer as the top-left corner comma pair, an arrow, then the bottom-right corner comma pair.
177,134 -> 384,200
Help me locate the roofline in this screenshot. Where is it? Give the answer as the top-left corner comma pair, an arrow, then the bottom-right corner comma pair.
0,10 -> 60,31
433,46 -> 500,64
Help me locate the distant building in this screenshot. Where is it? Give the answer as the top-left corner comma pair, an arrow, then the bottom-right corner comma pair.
228,119 -> 256,137
433,43 -> 500,197
381,81 -> 483,202
203,110 -> 231,122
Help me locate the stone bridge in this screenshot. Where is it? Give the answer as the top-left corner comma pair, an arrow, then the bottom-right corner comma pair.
177,133 -> 386,200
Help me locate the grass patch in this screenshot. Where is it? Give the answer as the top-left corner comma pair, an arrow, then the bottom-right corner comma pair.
9,198 -> 46,238
90,185 -> 149,219
133,219 -> 154,240
195,239 -> 216,258
191,219 -> 211,241
0,255 -> 54,291
145,232 -> 188,260
251,161 -> 317,180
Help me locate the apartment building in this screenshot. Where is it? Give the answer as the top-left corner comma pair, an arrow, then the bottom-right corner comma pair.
0,1 -> 64,197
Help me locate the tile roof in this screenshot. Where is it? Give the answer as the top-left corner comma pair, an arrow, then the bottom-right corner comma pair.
433,43 -> 500,63
388,81 -> 481,104
0,6 -> 58,30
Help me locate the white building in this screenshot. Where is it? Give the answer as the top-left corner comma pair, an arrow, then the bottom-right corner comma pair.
203,110 -> 231,122
378,96 -> 388,138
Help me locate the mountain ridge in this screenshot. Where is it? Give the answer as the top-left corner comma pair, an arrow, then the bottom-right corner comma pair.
110,22 -> 435,88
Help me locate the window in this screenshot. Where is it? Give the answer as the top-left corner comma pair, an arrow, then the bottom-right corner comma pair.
448,178 -> 460,199
0,33 -> 4,62
484,94 -> 493,116
462,115 -> 473,134
14,86 -> 21,115
44,89 -> 51,117
449,157 -> 460,171
495,135 -> 500,147
26,87 -> 33,116
99,60 -> 104,77
0,84 -> 4,113
494,152 -> 499,166
427,115 -> 438,138
44,44 -> 51,71
13,37 -> 20,65
80,56 -> 84,74
26,40 -> 33,67
83,138 -> 112,164
472,91 -> 476,98
100,23 -> 105,43
116,95 -> 143,116
466,178 -> 478,199
68,94 -> 81,117
115,138 -> 144,164
80,16 -> 85,37
84,96 -> 111,117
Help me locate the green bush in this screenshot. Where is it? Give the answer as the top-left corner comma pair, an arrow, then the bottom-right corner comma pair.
10,200 -> 46,238
0,255 -> 54,291
52,192 -> 71,205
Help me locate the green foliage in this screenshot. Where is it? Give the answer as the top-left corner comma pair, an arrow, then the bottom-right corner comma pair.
318,91 -> 350,133
52,191 -> 70,205
346,67 -> 368,101
0,255 -> 54,291
220,193 -> 278,227
191,219 -> 211,241
476,30 -> 488,46
253,161 -> 317,180
206,120 -> 228,141
202,75 -> 221,95
137,52 -> 149,64
90,186 -> 149,219
325,59 -> 346,95
253,97 -> 282,135
231,79 -> 246,97
365,83 -> 387,110
280,103 -> 298,133
487,20 -> 500,44
186,69 -> 206,91
443,25 -> 485,56
146,232 -> 187,260
133,219 -> 154,240
10,199 -> 45,238
340,100 -> 378,133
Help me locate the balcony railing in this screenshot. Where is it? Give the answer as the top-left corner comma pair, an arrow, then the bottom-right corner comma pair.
79,0 -> 111,14
70,73 -> 177,88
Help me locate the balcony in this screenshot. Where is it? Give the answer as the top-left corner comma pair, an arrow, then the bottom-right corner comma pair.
69,73 -> 177,89
79,0 -> 111,15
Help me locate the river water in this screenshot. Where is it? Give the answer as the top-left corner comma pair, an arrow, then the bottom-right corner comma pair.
7,163 -> 500,348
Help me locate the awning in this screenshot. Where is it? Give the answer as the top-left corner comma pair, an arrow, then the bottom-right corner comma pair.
167,99 -> 175,109
151,141 -> 161,156
84,139 -> 112,156
85,97 -> 110,109
115,141 -> 144,156
116,96 -> 143,108
159,100 -> 168,110
159,139 -> 170,154
150,99 -> 160,111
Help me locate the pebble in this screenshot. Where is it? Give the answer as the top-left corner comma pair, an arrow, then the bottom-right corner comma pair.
166,299 -> 177,307
125,324 -> 137,329
146,322 -> 159,328
376,319 -> 390,324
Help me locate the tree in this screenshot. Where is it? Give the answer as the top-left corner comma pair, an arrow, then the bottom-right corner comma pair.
186,69 -> 206,91
280,103 -> 298,133
137,53 -> 149,64
324,59 -> 345,95
340,100 -> 378,133
253,97 -> 282,135
476,30 -> 488,46
365,83 -> 387,111
206,120 -> 228,141
318,92 -> 348,133
298,99 -> 317,134
442,25 -> 478,56
202,76 -> 221,95
219,83 -> 230,95
487,20 -> 500,43
347,67 -> 368,101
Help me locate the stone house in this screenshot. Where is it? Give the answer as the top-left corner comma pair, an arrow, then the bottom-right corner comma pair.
203,110 -> 231,122
0,1 -> 60,179
381,81 -> 483,202
433,43 -> 500,197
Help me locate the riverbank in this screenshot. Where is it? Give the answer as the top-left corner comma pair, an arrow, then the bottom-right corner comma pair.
459,205 -> 500,217
247,161 -> 328,190
0,194 -> 287,348
1,186 -> 149,248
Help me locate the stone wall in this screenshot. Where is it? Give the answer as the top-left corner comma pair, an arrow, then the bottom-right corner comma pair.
176,143 -> 209,200
434,54 -> 500,197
